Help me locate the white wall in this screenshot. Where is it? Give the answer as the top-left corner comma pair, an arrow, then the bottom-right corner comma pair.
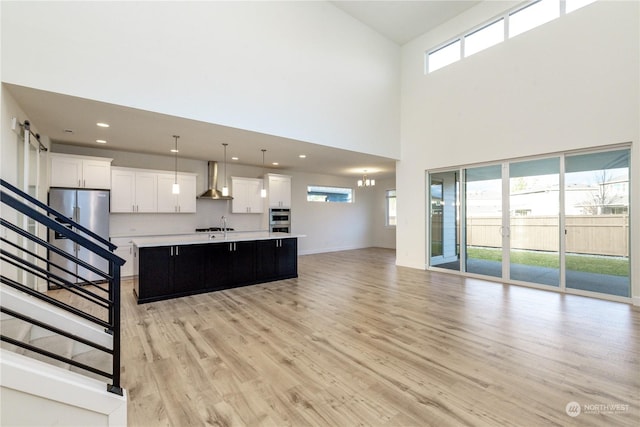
1,1 -> 400,159
397,1 -> 639,302
370,177 -> 397,250
52,143 -> 393,254
2,86 -> 33,186
2,0 -> 400,257
293,171 -> 378,254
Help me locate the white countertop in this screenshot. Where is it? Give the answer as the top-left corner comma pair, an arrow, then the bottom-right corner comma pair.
131,231 -> 304,248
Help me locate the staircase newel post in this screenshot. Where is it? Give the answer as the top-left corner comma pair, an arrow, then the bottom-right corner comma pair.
107,263 -> 123,396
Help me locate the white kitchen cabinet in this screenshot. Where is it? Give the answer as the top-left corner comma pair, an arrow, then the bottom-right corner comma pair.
111,168 -> 158,213
176,174 -> 197,213
157,173 -> 197,213
111,237 -> 134,277
266,174 -> 291,208
111,167 -> 195,213
50,153 -> 112,189
231,177 -> 264,213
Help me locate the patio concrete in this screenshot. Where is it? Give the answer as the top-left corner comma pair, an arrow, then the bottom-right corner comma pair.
434,258 -> 630,297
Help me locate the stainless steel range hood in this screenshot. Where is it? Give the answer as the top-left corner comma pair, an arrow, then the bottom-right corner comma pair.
198,161 -> 233,200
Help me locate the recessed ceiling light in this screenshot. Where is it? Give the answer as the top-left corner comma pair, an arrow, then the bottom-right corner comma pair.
96,139 -> 107,144
272,162 -> 279,166
170,149 -> 179,153
299,154 -> 306,158
96,122 -> 110,128
231,156 -> 239,161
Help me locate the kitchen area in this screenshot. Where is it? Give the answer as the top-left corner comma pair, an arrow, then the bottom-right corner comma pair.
45,135 -> 394,241
2,83 -> 396,302
43,140 -> 395,303
47,148 -> 302,302
1,75 -> 399,303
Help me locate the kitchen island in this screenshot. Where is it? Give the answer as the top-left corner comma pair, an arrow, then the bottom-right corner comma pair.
132,232 -> 301,304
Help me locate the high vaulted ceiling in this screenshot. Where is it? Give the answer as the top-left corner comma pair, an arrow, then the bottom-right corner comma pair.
331,1 -> 480,45
6,1 -> 481,179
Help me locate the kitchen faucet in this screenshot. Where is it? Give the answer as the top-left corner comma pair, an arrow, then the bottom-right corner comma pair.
221,215 -> 228,238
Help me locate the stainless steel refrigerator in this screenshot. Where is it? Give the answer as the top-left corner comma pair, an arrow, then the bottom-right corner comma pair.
48,188 -> 110,286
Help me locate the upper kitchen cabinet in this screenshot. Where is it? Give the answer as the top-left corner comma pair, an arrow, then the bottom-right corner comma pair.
111,167 -> 196,213
157,173 -> 197,213
265,174 -> 291,208
231,176 -> 264,213
50,153 -> 112,189
111,167 -> 158,213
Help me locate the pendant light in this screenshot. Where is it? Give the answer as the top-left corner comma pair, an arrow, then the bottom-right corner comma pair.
357,170 -> 375,187
260,149 -> 267,198
172,135 -> 180,194
222,143 -> 229,197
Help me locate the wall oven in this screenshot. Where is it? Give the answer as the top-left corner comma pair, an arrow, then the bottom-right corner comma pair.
269,208 -> 290,233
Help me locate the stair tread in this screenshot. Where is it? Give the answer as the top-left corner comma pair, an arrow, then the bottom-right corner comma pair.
0,317 -> 33,354
23,334 -> 75,370
1,285 -> 115,384
70,348 -> 112,380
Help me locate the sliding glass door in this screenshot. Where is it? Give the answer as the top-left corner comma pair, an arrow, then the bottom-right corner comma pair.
509,158 -> 560,286
428,147 -> 631,299
429,171 -> 460,271
464,165 -> 503,278
564,149 -> 630,297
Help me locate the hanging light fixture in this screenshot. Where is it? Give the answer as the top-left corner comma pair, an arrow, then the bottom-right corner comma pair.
172,135 -> 180,194
222,143 -> 230,197
357,170 -> 375,187
260,149 -> 267,198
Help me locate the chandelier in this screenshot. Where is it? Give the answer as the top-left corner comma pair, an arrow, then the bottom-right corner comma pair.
357,170 -> 375,187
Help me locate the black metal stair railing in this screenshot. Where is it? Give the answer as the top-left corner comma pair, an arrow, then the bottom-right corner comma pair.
0,178 -> 125,395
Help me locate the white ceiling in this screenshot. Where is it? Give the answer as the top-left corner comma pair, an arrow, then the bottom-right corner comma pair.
331,1 -> 480,45
7,84 -> 399,179
7,1 -> 480,180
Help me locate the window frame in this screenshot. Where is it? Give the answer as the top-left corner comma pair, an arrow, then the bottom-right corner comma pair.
508,0 -> 560,39
385,189 -> 397,227
463,17 -> 505,58
425,0 -> 598,74
306,185 -> 354,203
426,38 -> 462,73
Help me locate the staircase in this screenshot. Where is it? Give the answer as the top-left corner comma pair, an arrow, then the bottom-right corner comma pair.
0,179 -> 127,426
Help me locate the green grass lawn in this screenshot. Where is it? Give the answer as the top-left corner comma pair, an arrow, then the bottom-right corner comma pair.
467,247 -> 629,277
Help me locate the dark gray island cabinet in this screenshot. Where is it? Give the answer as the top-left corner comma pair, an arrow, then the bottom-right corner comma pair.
132,235 -> 298,304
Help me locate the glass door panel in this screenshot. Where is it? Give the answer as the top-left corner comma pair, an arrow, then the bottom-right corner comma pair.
429,171 -> 460,271
431,179 -> 444,257
509,158 -> 560,286
564,149 -> 630,297
465,165 -> 503,278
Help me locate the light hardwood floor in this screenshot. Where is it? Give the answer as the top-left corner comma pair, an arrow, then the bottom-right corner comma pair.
79,248 -> 640,425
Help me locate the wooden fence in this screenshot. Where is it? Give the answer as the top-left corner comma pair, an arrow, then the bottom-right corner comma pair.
466,215 -> 629,256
